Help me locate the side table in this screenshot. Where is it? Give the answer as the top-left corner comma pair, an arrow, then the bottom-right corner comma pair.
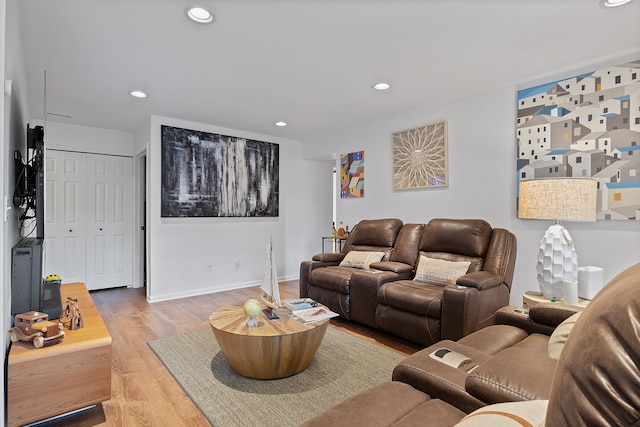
321,236 -> 347,253
522,290 -> 590,310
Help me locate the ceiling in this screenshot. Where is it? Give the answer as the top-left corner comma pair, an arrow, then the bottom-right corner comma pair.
14,0 -> 640,142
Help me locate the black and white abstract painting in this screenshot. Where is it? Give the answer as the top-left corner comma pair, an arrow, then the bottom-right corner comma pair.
161,125 -> 279,217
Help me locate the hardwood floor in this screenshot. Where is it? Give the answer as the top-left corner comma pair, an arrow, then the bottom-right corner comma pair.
34,280 -> 420,427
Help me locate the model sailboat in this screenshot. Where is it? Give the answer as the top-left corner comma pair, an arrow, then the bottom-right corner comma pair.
260,235 -> 281,320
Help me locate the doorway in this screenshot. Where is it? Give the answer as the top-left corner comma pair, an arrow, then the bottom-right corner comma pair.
135,152 -> 147,294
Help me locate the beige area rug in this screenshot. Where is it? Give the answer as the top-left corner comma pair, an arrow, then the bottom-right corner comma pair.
148,326 -> 405,427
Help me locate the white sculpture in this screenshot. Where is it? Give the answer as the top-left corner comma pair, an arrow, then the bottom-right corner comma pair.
536,224 -> 578,300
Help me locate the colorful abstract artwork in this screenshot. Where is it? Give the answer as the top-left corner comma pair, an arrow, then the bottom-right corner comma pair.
392,120 -> 448,190
161,125 -> 279,217
341,151 -> 364,198
516,59 -> 640,220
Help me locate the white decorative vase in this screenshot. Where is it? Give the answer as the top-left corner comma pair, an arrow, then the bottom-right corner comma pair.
536,224 -> 578,300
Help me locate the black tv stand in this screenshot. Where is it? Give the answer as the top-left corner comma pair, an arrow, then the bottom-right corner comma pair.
11,238 -> 61,318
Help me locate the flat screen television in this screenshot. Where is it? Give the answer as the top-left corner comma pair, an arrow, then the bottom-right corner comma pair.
13,124 -> 45,239
11,125 -> 57,317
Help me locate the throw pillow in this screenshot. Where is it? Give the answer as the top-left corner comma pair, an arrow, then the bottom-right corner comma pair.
548,311 -> 582,360
414,256 -> 470,286
455,400 -> 548,427
339,251 -> 385,269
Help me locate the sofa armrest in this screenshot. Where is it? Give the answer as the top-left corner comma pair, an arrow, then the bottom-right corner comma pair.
369,261 -> 414,276
392,340 -> 491,413
299,259 -> 343,298
493,306 -> 556,336
350,270 -> 402,328
528,303 -> 584,328
441,282 -> 510,341
311,252 -> 345,263
456,271 -> 503,290
492,304 -> 584,336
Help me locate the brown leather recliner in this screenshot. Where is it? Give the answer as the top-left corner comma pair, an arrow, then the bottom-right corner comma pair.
376,219 -> 517,346
299,218 -> 410,319
300,261 -> 640,426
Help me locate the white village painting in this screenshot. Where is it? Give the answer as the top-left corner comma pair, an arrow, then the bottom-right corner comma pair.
161,125 -> 279,217
516,59 -> 640,220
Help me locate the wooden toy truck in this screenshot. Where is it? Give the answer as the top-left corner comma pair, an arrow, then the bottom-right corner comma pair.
9,311 -> 65,348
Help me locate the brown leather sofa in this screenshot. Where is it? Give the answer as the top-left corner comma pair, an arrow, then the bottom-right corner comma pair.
299,218 -> 517,346
392,302 -> 580,413
300,261 -> 640,426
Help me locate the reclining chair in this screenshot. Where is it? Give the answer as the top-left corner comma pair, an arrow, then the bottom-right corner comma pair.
299,218 -> 411,319
375,219 -> 517,346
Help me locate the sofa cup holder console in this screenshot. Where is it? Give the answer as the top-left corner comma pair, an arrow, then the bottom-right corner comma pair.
428,348 -> 473,369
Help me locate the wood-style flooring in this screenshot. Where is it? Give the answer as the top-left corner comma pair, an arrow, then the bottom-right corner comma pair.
33,280 -> 420,427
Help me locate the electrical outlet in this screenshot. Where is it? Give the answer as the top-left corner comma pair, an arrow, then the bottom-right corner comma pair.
207,262 -> 213,271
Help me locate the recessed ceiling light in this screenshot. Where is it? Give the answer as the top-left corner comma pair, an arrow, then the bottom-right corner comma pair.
129,90 -> 148,98
187,7 -> 214,23
274,121 -> 287,127
372,82 -> 391,91
601,0 -> 632,7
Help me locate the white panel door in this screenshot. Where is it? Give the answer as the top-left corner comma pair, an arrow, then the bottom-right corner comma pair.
44,150 -> 87,284
85,154 -> 133,290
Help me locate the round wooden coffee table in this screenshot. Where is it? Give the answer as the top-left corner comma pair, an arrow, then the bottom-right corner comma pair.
209,304 -> 329,379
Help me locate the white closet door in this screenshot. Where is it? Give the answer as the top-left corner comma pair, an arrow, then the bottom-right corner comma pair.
86,154 -> 133,290
44,151 -> 87,284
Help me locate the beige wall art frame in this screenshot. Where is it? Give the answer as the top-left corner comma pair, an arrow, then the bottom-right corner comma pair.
392,120 -> 448,190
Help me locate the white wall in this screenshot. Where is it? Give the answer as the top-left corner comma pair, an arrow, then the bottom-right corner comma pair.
41,121 -> 134,155
3,0 -> 30,292
3,0 -> 34,422
305,81 -> 640,306
1,0 -> 8,422
146,115 -> 331,302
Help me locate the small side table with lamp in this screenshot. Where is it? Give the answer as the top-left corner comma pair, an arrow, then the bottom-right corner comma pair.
518,177 -> 598,305
523,264 -> 603,309
522,290 -> 590,310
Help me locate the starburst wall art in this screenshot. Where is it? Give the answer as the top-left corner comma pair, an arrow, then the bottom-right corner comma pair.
392,120 -> 448,190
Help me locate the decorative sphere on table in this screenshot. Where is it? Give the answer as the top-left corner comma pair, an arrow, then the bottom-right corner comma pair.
243,299 -> 262,327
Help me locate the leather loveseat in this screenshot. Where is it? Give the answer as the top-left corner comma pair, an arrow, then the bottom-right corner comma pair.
299,218 -> 517,346
301,261 -> 640,427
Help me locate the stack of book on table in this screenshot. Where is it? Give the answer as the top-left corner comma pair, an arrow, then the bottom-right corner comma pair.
283,298 -> 339,323
284,298 -> 318,311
